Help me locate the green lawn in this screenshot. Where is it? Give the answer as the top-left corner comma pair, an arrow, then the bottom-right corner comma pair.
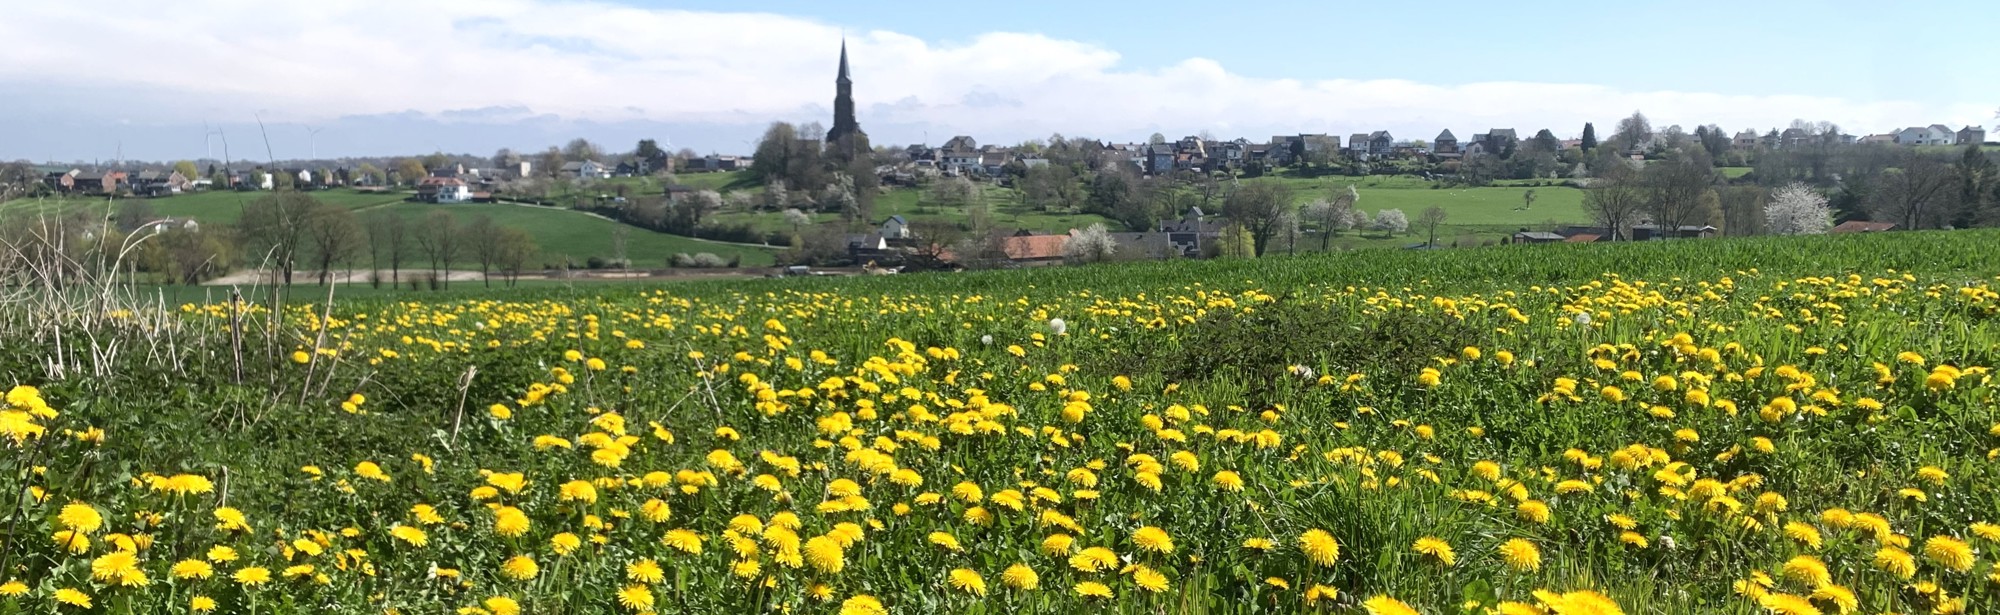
374,202 -> 776,268
708,184 -> 1118,236
1721,166 -> 1753,178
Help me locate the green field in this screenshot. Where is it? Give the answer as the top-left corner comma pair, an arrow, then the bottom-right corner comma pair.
0,189 -> 408,224
372,201 -> 776,268
7,229 -> 1998,614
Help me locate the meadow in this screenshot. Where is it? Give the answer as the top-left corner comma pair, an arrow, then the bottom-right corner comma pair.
0,190 -> 778,269
3,229 -> 1996,615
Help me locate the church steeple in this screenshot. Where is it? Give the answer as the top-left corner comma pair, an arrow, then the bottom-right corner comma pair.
837,40 -> 852,85
826,39 -> 865,153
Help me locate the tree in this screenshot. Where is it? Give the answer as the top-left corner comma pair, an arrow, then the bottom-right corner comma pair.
492,148 -> 522,169
928,176 -> 978,212
1581,123 -> 1598,151
303,202 -> 361,285
393,159 -> 427,185
465,215 -> 502,286
1871,156 -> 1955,229
496,227 -> 538,286
1613,112 -> 1652,152
413,210 -> 460,289
563,138 -> 604,162
1371,208 -> 1409,236
1063,223 -> 1117,264
1086,168 -> 1155,230
1416,206 -> 1449,247
1346,209 -> 1372,233
1697,125 -> 1731,165
238,191 -> 320,284
1765,183 -> 1834,235
1021,164 -> 1084,212
1951,144 -> 1996,228
1582,166 -> 1646,241
1640,148 -> 1719,232
1219,181 -> 1293,257
1302,185 -> 1357,250
1529,129 -> 1561,155
364,210 -> 409,287
355,163 -> 385,186
1148,133 -> 1168,144
782,208 -> 812,237
821,173 -> 861,222
173,160 -> 199,181
1719,186 -> 1768,236
115,200 -> 156,231
764,179 -> 790,211
536,147 -> 565,179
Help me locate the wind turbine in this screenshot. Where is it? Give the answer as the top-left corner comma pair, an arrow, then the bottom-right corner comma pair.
304,125 -> 325,161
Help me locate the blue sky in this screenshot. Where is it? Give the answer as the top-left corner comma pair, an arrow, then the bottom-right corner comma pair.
0,0 -> 1990,163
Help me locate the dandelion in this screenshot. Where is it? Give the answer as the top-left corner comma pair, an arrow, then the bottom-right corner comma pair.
948,568 -> 986,596
1533,590 -> 1627,615
58,503 -> 103,534
1757,593 -> 1818,615
1363,595 -> 1421,615
1517,500 -> 1552,524
1048,318 -> 1067,335
1133,566 -> 1170,592
1212,470 -> 1245,491
233,566 -> 272,586
1783,522 -> 1823,550
1923,535 -> 1975,572
663,529 -> 704,554
617,584 -> 654,611
1299,529 -> 1341,567
626,558 -> 664,583
390,524 -> 428,547
839,595 -> 888,615
1074,581 -> 1113,599
492,506 -> 530,537
1132,526 -> 1174,554
1499,538 -> 1541,572
805,536 -> 845,574
190,595 -> 217,612
1001,564 -> 1038,590
1412,536 -> 1456,567
550,533 -> 582,556
1780,555 -> 1830,588
54,588 -> 92,608
501,555 -> 538,580
0,581 -> 25,596
353,461 -> 389,482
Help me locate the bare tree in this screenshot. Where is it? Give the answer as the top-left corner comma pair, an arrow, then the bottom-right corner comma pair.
303,202 -> 361,285
413,210 -> 460,289
1641,150 -> 1719,232
1219,181 -> 1293,257
365,210 -> 409,286
1872,156 -> 1956,229
1416,206 -> 1449,247
465,215 -> 502,286
1613,111 -> 1653,151
496,227 -> 538,286
1583,165 -> 1646,240
238,191 -> 319,285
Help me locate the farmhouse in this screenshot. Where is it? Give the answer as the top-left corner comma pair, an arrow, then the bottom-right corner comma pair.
416,177 -> 472,203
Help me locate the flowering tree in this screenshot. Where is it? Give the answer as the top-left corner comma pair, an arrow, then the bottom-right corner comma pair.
1063,223 -> 1117,264
1765,183 -> 1834,235
1372,208 -> 1410,236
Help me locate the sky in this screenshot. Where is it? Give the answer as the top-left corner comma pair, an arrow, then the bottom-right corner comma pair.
2,0 -> 1994,164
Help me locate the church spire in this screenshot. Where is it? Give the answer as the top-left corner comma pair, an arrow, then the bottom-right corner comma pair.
837,39 -> 851,85
826,39 -> 866,153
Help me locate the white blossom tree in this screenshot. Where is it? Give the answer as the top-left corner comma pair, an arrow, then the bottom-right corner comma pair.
1063,223 -> 1117,263
1765,183 -> 1834,235
1371,208 -> 1409,235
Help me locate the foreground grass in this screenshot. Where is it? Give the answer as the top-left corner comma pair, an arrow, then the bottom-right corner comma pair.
3,229 -> 1997,614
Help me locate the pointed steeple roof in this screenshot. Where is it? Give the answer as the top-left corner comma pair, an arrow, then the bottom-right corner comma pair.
837,39 -> 851,84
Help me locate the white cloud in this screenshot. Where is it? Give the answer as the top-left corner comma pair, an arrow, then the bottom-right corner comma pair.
0,0 -> 1990,155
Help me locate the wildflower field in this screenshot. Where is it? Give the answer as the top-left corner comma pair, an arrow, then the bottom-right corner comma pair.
5,230 -> 2000,615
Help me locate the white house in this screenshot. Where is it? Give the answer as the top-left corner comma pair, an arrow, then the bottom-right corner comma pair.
1893,125 -> 1957,146
418,177 -> 472,203
560,160 -> 611,179
880,215 -> 909,239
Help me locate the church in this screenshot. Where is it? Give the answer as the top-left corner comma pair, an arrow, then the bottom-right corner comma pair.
824,41 -> 869,160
